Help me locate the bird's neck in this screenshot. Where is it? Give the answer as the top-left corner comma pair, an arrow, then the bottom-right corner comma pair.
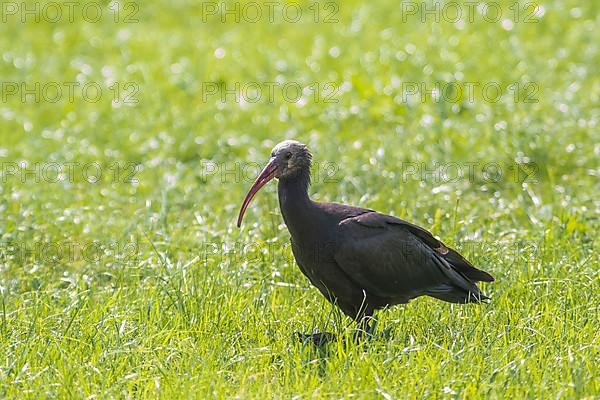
277,168 -> 314,237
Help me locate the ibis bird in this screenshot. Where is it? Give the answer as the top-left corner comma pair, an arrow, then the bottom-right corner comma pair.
237,140 -> 494,343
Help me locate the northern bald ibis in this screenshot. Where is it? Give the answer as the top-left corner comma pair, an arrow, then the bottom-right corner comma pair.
237,140 -> 494,343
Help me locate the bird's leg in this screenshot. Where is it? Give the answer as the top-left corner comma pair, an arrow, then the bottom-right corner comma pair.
295,331 -> 336,346
295,314 -> 376,345
354,313 -> 376,341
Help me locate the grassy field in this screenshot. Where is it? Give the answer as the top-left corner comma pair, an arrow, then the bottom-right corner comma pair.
0,0 -> 599,398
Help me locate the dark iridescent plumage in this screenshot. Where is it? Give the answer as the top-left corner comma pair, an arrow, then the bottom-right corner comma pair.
238,140 -> 494,342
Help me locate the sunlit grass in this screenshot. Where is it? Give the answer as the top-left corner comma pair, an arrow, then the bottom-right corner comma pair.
0,0 -> 599,398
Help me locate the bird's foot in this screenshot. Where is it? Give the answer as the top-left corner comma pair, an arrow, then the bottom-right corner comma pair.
295,332 -> 336,346
352,328 -> 375,343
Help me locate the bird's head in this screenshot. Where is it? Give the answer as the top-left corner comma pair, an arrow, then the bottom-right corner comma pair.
269,140 -> 312,179
237,140 -> 311,227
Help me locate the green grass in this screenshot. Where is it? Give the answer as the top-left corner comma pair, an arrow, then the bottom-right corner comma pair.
0,0 -> 599,398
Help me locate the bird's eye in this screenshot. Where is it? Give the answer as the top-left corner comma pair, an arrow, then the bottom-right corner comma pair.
285,152 -> 292,159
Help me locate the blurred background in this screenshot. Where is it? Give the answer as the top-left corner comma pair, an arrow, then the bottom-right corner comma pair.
1,0 -> 597,237
0,0 -> 598,397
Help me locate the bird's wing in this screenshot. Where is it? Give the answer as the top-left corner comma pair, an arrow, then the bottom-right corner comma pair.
348,212 -> 494,282
333,212 -> 491,300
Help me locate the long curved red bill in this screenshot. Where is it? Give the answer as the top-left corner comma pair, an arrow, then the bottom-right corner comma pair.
237,159 -> 278,227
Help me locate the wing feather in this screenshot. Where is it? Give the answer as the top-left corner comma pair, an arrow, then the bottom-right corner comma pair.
333,212 -> 491,302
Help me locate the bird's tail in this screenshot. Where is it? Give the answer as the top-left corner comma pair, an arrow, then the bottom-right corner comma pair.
427,286 -> 490,304
443,248 -> 495,283
429,252 -> 492,304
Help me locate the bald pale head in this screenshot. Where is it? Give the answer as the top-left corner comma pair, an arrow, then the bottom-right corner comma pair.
269,140 -> 312,179
237,140 -> 312,227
